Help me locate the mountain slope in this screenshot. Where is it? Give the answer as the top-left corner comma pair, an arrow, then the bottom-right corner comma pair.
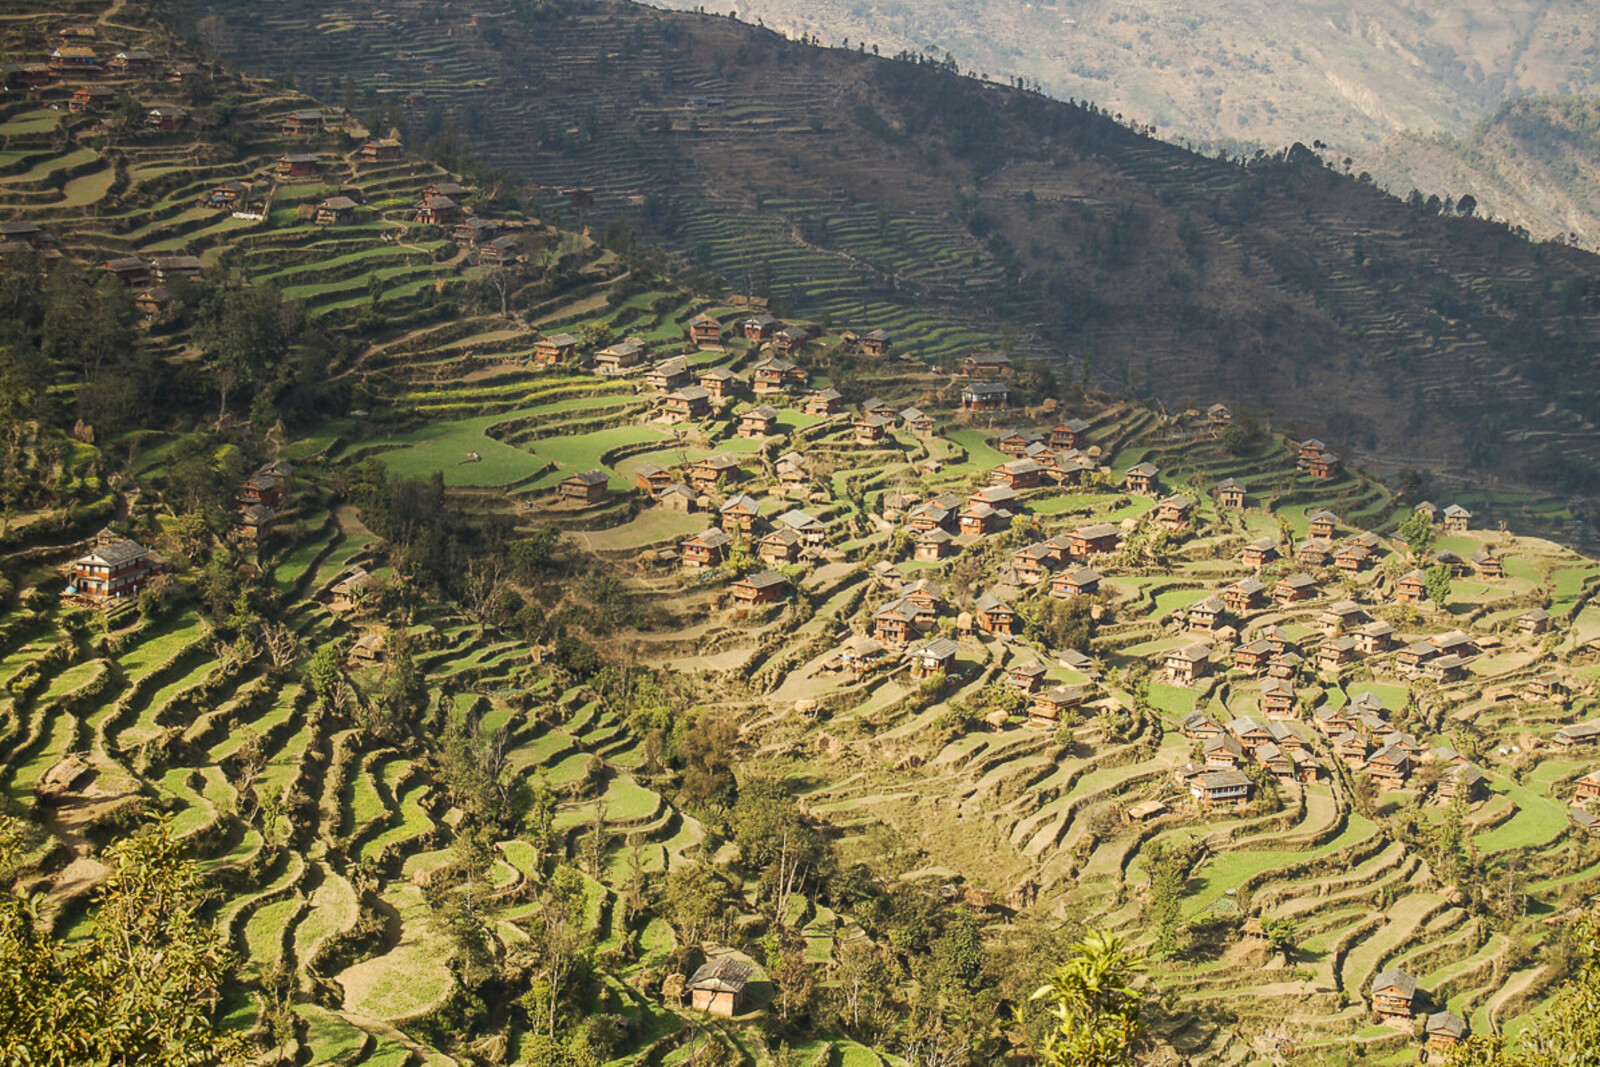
200,0 -> 1600,494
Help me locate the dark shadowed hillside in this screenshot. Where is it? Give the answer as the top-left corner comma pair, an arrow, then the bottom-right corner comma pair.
197,0 -> 1600,493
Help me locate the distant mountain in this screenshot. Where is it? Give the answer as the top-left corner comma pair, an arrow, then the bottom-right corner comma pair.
646,0 -> 1600,243
203,0 -> 1600,493
1358,95 -> 1600,247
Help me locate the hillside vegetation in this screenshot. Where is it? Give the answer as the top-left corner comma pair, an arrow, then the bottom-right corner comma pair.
647,0 -> 1600,245
200,0 -> 1600,504
4,1 -> 1600,1066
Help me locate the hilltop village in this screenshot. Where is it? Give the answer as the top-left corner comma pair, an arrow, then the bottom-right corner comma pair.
5,3 -> 1600,1067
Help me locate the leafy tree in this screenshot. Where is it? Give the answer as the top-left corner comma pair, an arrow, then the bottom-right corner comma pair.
0,814 -> 246,1065
675,711 -> 738,810
1398,509 -> 1436,557
1220,422 -> 1250,455
1259,918 -> 1299,964
1030,931 -> 1146,1067
305,641 -> 344,706
1424,562 -> 1453,606
1142,838 -> 1196,957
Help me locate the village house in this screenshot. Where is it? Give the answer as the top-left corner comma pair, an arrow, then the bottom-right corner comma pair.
528,333 -> 578,365
1156,494 -> 1193,530
688,958 -> 752,1017
593,341 -> 646,375
658,484 -> 697,513
752,356 -> 806,393
1203,735 -> 1245,769
802,388 -> 843,417
1006,660 -> 1048,693
1425,1012 -> 1468,1050
1420,654 -> 1466,684
1575,771 -> 1600,806
1334,731 -> 1370,768
738,405 -> 780,439
67,539 -> 161,603
1165,644 -> 1210,685
742,313 -> 778,341
1069,523 -> 1122,558
149,255 -> 201,284
1438,763 -> 1485,803
855,414 -> 893,445
1320,600 -> 1369,633
1011,543 -> 1054,584
1518,608 -> 1551,635
634,463 -> 676,496
49,46 -> 98,75
975,594 -> 1017,636
873,598 -> 922,645
1394,569 -> 1427,605
239,471 -> 284,508
1555,722 -> 1600,749
1306,453 -> 1341,479
1396,641 -> 1435,673
1122,462 -> 1160,495
1215,478 -> 1246,509
1254,743 -> 1297,779
1050,567 -> 1102,599
1471,549 -> 1503,580
774,325 -> 809,355
663,386 -> 711,423
690,313 -> 722,347
645,358 -> 692,392
1306,510 -> 1339,539
681,528 -> 733,569
1318,636 -> 1359,672
1572,809 -> 1600,837
1207,403 -> 1232,426
277,153 -> 321,180
239,504 -> 276,543
775,453 -> 809,491
754,527 -> 801,567
996,429 -> 1039,456
959,503 -> 1009,537
698,368 -> 738,400
915,527 -> 955,561
314,196 -> 359,226
1353,621 -> 1395,655
1233,639 -> 1273,674
1241,537 -> 1279,569
1261,677 -> 1297,718
960,382 -> 1009,410
1442,504 -> 1472,532
906,501 -> 954,534
1188,596 -> 1225,633
1370,969 -> 1419,1020
1334,544 -> 1372,574
909,637 -> 960,679
1030,686 -> 1086,729
2,63 -> 55,91
1051,418 -> 1091,451
100,256 -> 148,287
362,129 -> 405,162
1227,715 -> 1273,752
899,407 -> 934,436
280,108 -> 325,136
1223,578 -> 1266,615
455,216 -> 498,245
731,571 -> 787,612
1526,673 -> 1565,702
719,494 -> 763,535
970,485 -> 1019,513
415,194 -> 460,226
126,281 -> 170,320
558,470 -> 608,505
329,568 -> 372,612
1178,713 -> 1223,743
349,632 -> 386,665
1191,770 -> 1251,808
1368,744 -> 1412,785
1274,573 -> 1318,603
1313,705 -> 1352,737
963,351 -> 1013,376
994,458 -> 1043,491
1297,539 -> 1332,569
836,636 -> 889,676
1297,438 -> 1328,469
69,85 -> 116,112
860,329 -> 891,357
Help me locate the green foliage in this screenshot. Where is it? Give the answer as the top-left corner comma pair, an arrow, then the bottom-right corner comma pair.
305,641 -> 343,705
1398,508 -> 1437,556
0,814 -> 245,1065
1142,838 -> 1197,957
1030,931 -> 1147,1067
1425,562 -> 1453,605
1026,594 -> 1095,650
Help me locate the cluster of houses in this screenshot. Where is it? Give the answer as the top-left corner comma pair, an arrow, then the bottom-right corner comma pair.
1365,968 -> 1468,1048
